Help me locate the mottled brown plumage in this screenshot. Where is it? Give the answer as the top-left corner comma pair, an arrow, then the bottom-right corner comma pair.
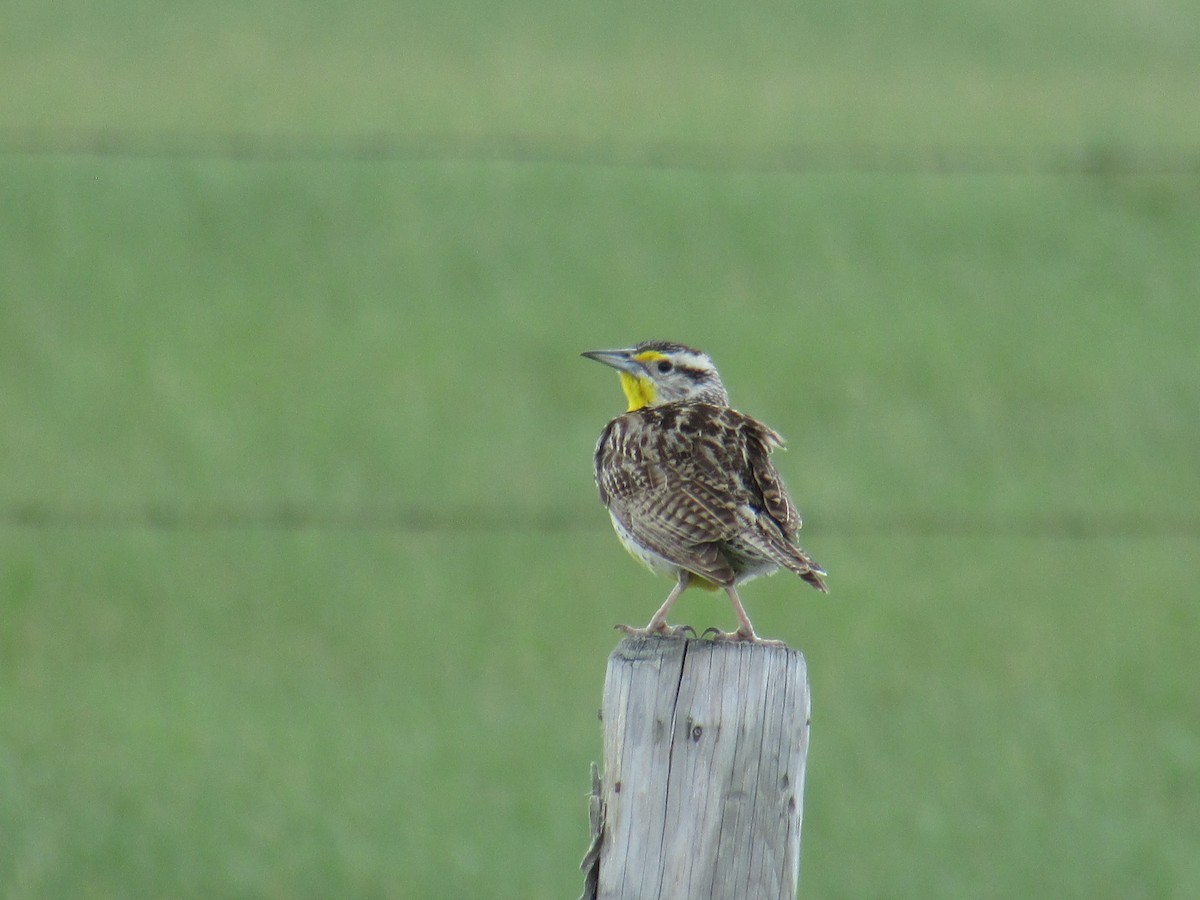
583,341 -> 826,644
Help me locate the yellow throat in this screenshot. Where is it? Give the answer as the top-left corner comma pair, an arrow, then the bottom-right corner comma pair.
618,350 -> 667,411
619,372 -> 656,411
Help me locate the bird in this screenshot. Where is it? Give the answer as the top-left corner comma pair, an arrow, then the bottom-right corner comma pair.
582,340 -> 827,645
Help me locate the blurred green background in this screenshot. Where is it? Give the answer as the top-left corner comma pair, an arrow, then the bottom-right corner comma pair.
3,2 -> 1199,897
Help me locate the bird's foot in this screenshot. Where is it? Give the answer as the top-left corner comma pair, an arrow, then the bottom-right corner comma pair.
700,626 -> 787,648
616,622 -> 696,639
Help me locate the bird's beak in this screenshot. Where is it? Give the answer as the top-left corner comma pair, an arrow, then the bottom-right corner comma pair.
581,348 -> 645,376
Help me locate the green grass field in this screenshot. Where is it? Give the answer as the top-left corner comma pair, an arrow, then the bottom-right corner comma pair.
3,2 -> 1199,897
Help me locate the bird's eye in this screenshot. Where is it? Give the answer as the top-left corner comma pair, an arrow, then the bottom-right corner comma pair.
656,360 -> 673,374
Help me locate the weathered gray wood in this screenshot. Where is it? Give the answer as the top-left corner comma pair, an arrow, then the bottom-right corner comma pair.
584,635 -> 810,900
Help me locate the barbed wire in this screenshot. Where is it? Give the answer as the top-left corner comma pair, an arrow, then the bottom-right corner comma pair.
3,127 -> 1199,175
3,502 -> 1197,538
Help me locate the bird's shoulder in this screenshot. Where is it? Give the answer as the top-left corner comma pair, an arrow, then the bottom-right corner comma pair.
596,401 -> 744,470
598,401 -> 778,463
595,403 -> 800,535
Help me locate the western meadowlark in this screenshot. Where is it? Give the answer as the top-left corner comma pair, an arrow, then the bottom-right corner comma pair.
583,340 -> 827,644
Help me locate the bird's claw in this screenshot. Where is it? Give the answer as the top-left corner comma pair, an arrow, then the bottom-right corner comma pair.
700,626 -> 787,647
615,623 -> 696,639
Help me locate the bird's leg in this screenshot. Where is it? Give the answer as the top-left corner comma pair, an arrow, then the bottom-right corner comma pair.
616,572 -> 694,638
703,585 -> 786,647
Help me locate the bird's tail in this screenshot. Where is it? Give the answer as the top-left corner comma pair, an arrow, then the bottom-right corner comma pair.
777,542 -> 829,593
799,565 -> 828,593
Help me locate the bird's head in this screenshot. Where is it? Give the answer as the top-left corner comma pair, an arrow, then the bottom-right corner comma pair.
582,340 -> 730,411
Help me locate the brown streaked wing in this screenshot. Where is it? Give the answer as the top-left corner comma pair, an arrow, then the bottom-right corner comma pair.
595,411 -> 743,584
739,414 -> 803,540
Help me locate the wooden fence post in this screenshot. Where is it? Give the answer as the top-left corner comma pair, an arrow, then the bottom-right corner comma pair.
581,635 -> 811,900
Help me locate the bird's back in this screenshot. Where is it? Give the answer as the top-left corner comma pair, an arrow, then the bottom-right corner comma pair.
594,401 -> 825,590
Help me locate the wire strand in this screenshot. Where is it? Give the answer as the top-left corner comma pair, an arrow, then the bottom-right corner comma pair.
3,128 -> 1199,176
3,503 -> 1196,538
